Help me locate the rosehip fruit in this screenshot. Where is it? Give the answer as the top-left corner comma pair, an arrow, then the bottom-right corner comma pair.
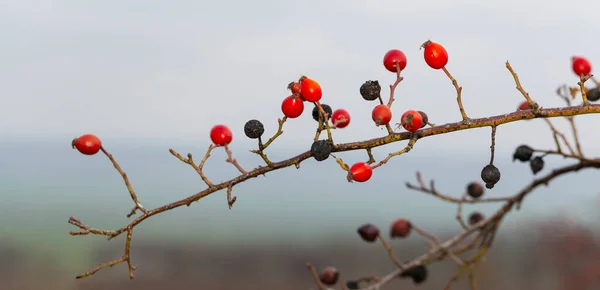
360,80 -> 382,101
281,95 -> 304,118
331,109 -> 351,128
287,81 -> 301,95
530,156 -> 544,175
400,264 -> 428,284
421,40 -> 448,69
466,182 -> 485,199
400,110 -> 423,132
299,77 -> 322,102
481,164 -> 501,189
572,56 -> 592,76
310,140 -> 332,162
312,104 -> 332,122
518,101 -> 531,111
243,119 -> 264,139
372,104 -> 392,126
390,218 -> 412,238
347,162 -> 372,183
417,111 -> 429,128
513,145 -> 534,162
319,267 -> 339,285
383,49 -> 407,73
468,211 -> 485,226
357,223 -> 380,242
586,87 -> 600,102
210,125 -> 233,146
72,134 -> 102,155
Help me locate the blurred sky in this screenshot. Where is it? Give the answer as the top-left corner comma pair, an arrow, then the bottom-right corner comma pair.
1,0 -> 600,254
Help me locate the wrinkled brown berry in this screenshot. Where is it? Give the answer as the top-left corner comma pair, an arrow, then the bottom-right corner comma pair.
243,119 -> 264,139
345,280 -> 359,289
357,223 -> 380,242
319,266 -> 339,285
513,145 -> 534,162
400,264 -> 428,284
390,218 -> 412,238
312,104 -> 333,122
360,80 -> 381,101
481,164 -> 501,189
530,156 -> 544,175
466,182 -> 485,199
311,140 -> 332,161
417,111 -> 428,128
468,212 -> 485,226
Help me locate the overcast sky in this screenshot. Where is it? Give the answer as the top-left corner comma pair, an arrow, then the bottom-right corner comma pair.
2,0 -> 600,156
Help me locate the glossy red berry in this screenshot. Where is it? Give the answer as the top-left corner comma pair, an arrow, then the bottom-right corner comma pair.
331,109 -> 351,128
421,40 -> 448,69
281,95 -> 304,118
347,162 -> 372,183
299,77 -> 322,102
210,124 -> 232,146
572,56 -> 592,76
383,49 -> 407,73
390,218 -> 412,238
372,104 -> 392,126
319,267 -> 339,285
517,101 -> 531,111
357,223 -> 380,242
72,134 -> 102,155
400,110 -> 423,132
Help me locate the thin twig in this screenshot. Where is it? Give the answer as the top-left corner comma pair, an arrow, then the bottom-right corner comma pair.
441,67 -> 469,122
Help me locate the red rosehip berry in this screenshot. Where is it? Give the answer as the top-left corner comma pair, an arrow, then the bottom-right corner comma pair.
72,134 -> 102,155
372,104 -> 392,126
357,223 -> 380,242
347,162 -> 372,183
400,110 -> 423,132
281,95 -> 304,118
331,109 -> 351,128
299,77 -> 322,102
288,81 -> 301,95
383,49 -> 407,73
517,101 -> 531,111
210,124 -> 232,146
319,267 -> 339,285
572,56 -> 592,76
390,218 -> 412,238
421,40 -> 448,69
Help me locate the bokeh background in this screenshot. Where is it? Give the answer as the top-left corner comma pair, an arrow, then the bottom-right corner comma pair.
1,0 -> 600,289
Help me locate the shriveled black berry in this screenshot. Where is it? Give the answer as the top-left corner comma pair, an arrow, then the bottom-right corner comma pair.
243,119 -> 264,139
418,111 -> 428,128
587,87 -> 600,102
357,223 -> 380,242
513,145 -> 534,162
310,140 -> 332,161
345,281 -> 359,289
400,264 -> 428,284
466,182 -> 485,199
312,104 -> 333,122
481,164 -> 501,189
468,211 -> 485,226
360,80 -> 381,101
530,156 -> 544,175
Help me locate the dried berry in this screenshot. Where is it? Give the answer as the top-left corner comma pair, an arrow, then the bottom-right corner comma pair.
481,164 -> 501,189
468,211 -> 485,226
345,280 -> 359,289
390,218 -> 412,238
319,267 -> 339,285
417,111 -> 429,128
400,264 -> 428,284
360,80 -> 381,101
310,140 -> 332,161
513,145 -> 534,162
586,87 -> 600,102
243,119 -> 264,139
466,182 -> 485,199
357,223 -> 380,242
312,104 -> 333,122
530,156 -> 544,175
